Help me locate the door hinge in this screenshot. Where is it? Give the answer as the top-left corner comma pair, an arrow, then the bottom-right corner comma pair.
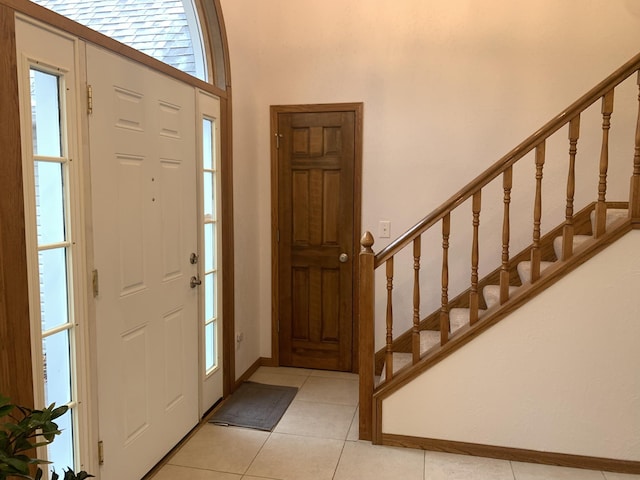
275,133 -> 283,149
87,84 -> 93,115
98,440 -> 104,465
92,269 -> 99,298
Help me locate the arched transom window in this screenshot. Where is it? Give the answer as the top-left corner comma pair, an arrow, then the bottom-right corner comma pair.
32,0 -> 208,81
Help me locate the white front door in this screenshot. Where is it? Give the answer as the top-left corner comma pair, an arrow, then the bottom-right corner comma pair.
88,45 -> 199,480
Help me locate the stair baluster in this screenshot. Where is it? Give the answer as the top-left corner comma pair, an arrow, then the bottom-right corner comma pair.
562,116 -> 581,260
500,167 -> 512,304
530,141 -> 546,282
595,90 -> 615,237
440,213 -> 451,345
469,191 -> 481,325
631,72 -> 640,221
412,236 -> 421,364
385,257 -> 394,381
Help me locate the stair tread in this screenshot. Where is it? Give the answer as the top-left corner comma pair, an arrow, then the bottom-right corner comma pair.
553,234 -> 591,260
517,260 -> 554,284
378,352 -> 412,384
420,330 -> 440,353
483,284 -> 518,309
590,208 -> 628,229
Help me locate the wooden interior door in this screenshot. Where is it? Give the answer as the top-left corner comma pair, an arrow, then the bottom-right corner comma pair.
276,107 -> 360,371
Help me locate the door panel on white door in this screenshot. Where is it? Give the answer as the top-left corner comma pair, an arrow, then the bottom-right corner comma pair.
88,44 -> 199,480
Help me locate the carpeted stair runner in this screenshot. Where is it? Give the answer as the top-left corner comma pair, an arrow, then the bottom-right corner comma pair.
378,208 -> 628,384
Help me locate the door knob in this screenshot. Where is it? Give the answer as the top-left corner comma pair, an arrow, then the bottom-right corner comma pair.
339,253 -> 349,263
190,276 -> 202,288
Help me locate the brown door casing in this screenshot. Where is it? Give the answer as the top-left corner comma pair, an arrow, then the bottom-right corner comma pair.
271,103 -> 363,371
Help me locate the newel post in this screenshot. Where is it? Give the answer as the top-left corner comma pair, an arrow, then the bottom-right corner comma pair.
630,71 -> 640,223
358,231 -> 375,441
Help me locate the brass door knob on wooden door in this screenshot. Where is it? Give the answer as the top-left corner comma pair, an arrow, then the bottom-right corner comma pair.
339,253 -> 349,263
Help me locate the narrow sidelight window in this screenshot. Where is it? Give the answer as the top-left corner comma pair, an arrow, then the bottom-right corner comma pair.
28,67 -> 79,473
202,117 -> 219,374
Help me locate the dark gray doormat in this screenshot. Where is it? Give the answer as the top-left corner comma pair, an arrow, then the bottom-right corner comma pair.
209,381 -> 297,431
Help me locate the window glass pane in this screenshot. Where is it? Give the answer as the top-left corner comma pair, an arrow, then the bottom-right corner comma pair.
39,248 -> 69,331
204,272 -> 215,321
205,321 -> 215,372
43,330 -> 72,407
204,222 -> 215,273
48,407 -> 74,473
32,0 -> 206,80
34,161 -> 66,245
203,172 -> 215,220
203,118 -> 213,170
30,69 -> 62,157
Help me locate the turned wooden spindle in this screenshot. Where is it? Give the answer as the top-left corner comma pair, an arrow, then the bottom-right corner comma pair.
469,191 -> 481,325
563,115 -> 581,260
358,231 -> 375,441
630,71 -> 640,221
595,89 -> 615,238
385,257 -> 394,381
440,213 -> 451,345
412,236 -> 421,364
500,167 -> 512,304
531,141 -> 546,283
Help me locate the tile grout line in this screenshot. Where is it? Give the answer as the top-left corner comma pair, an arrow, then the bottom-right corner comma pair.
331,439 -> 348,480
509,460 -> 517,480
241,371 -> 312,479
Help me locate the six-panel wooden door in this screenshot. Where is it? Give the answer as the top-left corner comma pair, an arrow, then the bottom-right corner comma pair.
277,110 -> 357,371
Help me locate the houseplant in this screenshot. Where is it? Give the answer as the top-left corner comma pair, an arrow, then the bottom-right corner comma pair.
0,395 -> 92,480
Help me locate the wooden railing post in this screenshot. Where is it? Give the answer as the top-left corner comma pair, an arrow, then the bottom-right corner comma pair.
440,214 -> 451,345
384,257 -> 394,381
500,167 -> 512,304
358,231 -> 375,441
531,141 -> 546,282
595,89 -> 615,237
563,115 -> 580,260
412,236 -> 421,364
469,191 -> 481,325
631,71 -> 640,222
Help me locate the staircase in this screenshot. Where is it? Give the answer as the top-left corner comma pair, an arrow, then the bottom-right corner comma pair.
357,51 -> 640,472
377,206 -> 630,384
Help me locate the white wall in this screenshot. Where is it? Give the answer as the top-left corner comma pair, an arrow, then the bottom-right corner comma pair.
383,230 -> 640,461
220,0 -> 640,377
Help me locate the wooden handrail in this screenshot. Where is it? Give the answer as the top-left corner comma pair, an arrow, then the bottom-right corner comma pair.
375,51 -> 640,267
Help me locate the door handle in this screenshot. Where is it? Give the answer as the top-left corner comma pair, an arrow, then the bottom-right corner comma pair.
190,276 -> 202,288
339,253 -> 349,263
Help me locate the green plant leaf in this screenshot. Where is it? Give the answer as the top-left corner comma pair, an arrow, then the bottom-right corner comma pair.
3,456 -> 29,474
50,405 -> 68,420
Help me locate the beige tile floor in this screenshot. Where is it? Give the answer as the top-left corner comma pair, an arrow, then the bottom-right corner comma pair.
151,367 -> 640,480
